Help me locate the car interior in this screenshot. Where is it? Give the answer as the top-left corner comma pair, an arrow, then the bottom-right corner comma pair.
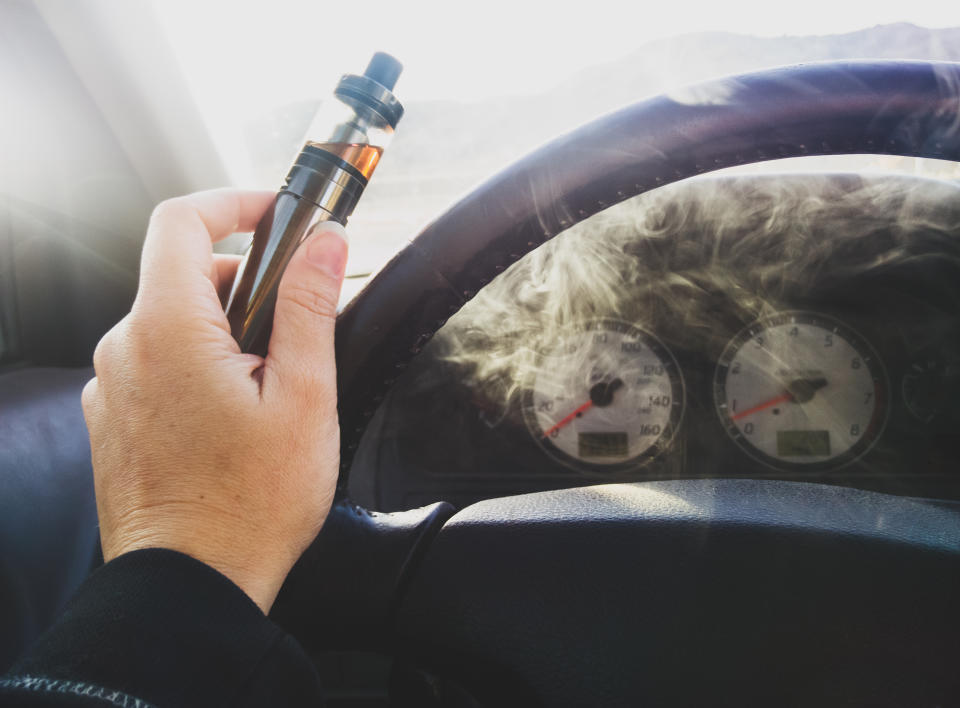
2,4 -> 959,707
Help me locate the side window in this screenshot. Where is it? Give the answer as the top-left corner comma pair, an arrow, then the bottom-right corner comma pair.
0,212 -> 19,364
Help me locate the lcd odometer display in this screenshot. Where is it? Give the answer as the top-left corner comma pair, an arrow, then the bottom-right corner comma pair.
579,432 -> 628,458
714,311 -> 887,472
777,430 -> 830,457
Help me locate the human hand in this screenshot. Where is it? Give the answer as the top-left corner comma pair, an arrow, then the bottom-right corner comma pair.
81,189 -> 347,613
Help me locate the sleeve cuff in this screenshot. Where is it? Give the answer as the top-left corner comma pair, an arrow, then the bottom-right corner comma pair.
7,549 -> 322,707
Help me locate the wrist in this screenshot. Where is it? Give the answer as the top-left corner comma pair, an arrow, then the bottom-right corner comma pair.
103,517 -> 293,613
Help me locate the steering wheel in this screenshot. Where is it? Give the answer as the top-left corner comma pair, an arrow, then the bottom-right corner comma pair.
270,61 -> 960,707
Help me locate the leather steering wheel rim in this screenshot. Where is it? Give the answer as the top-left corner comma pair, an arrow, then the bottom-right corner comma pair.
334,59 -> 960,493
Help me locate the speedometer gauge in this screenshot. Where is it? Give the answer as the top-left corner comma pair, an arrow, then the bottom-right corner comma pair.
522,320 -> 684,473
714,311 -> 888,471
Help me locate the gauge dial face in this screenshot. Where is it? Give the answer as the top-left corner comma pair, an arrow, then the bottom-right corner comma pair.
714,311 -> 887,471
522,320 -> 684,473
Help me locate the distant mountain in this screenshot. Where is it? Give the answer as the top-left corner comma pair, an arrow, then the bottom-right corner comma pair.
552,22 -> 960,106
246,23 -> 960,262
386,23 -> 960,184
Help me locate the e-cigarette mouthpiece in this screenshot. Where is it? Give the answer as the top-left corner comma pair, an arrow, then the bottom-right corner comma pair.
364,52 -> 403,91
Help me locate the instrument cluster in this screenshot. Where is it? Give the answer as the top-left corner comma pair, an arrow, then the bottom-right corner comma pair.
348,174 -> 960,511
520,310 -> 891,475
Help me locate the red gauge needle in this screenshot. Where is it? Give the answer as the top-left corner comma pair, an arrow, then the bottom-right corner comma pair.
731,392 -> 793,421
541,400 -> 594,439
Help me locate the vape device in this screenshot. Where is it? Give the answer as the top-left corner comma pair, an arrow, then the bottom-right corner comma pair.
225,52 -> 404,355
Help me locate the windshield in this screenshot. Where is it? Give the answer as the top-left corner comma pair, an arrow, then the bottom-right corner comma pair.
150,1 -> 960,280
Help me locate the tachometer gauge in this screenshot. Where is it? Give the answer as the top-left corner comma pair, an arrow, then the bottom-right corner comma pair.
522,320 -> 684,473
714,311 -> 887,471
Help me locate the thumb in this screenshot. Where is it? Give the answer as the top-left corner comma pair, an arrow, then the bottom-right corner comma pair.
265,221 -> 348,396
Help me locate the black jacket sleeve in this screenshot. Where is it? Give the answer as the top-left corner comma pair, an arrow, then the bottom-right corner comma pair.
0,549 -> 323,707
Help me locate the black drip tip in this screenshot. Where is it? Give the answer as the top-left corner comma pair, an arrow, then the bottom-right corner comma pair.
364,52 -> 403,91
335,52 -> 405,127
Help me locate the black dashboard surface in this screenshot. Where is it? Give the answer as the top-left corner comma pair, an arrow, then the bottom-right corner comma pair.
348,173 -> 960,511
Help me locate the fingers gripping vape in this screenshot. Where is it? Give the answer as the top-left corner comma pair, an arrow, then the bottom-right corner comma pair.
225,53 -> 404,356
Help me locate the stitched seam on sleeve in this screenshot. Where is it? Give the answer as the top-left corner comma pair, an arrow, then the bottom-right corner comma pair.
0,676 -> 155,708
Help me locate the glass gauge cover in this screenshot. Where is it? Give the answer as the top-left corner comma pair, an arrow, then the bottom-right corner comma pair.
714,311 -> 888,471
522,320 -> 684,473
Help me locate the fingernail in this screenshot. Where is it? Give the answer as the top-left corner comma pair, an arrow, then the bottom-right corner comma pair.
305,222 -> 349,278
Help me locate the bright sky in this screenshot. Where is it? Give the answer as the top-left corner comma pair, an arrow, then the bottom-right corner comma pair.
153,0 -> 959,184
154,0 -> 959,105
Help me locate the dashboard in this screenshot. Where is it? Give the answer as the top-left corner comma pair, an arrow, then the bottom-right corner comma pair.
348,173 -> 960,512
